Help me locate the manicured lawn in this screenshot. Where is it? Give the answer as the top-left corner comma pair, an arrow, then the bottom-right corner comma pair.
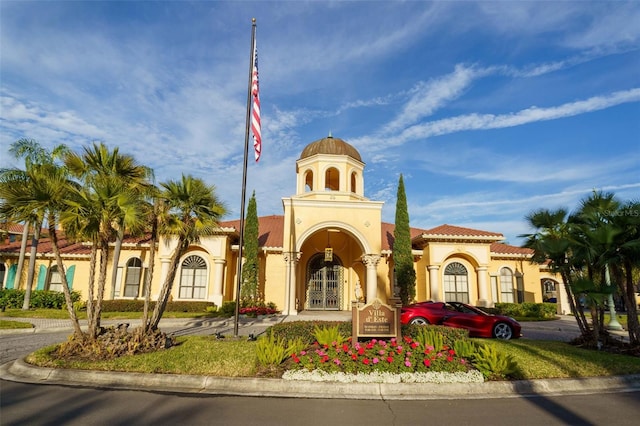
482,339 -> 640,379
26,335 -> 640,381
28,336 -> 258,377
0,319 -> 34,329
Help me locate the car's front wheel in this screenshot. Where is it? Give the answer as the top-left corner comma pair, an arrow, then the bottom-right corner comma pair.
409,317 -> 430,325
493,322 -> 513,340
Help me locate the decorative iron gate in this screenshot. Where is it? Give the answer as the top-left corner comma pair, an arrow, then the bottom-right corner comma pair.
306,253 -> 343,310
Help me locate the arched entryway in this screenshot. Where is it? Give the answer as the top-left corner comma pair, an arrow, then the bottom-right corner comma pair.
305,253 -> 343,310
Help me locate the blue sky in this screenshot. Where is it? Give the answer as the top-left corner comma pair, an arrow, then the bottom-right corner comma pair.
1,1 -> 639,245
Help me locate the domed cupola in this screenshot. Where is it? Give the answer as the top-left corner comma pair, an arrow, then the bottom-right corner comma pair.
299,135 -> 362,162
295,134 -> 365,199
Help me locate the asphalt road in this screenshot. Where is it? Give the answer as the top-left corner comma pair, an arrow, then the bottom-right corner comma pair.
2,379 -> 640,426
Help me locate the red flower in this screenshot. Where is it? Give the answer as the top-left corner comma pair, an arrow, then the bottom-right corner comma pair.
363,358 -> 370,365
357,347 -> 365,356
386,356 -> 394,363
423,359 -> 431,367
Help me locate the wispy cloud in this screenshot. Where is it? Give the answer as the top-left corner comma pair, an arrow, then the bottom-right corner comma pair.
383,88 -> 640,148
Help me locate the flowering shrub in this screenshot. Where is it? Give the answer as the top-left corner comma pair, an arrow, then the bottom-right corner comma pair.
289,336 -> 470,375
239,306 -> 279,316
239,301 -> 279,317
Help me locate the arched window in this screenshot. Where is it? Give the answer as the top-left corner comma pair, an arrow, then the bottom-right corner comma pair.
542,279 -> 558,302
325,167 -> 339,191
47,265 -> 63,292
123,258 -> 143,297
444,262 -> 469,303
179,255 -> 207,299
500,267 -> 515,303
350,172 -> 357,193
304,170 -> 313,192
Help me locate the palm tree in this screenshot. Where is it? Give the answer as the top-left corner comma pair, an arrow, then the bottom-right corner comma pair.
145,174 -> 226,332
520,208 -> 591,338
64,143 -> 152,339
607,200 -> 640,345
0,139 -> 69,309
65,142 -> 153,301
1,161 -> 84,337
570,191 -> 624,337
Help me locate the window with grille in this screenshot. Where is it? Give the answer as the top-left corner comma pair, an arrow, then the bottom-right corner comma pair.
179,255 -> 207,299
47,266 -> 63,292
500,267 -> 515,303
444,262 -> 469,303
123,258 -> 143,297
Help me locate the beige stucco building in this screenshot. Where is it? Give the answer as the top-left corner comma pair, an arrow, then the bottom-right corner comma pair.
0,136 -> 568,314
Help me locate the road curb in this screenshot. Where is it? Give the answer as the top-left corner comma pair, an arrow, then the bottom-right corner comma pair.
3,358 -> 640,400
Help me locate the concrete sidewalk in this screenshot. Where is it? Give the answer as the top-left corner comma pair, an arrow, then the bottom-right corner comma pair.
0,311 -> 352,335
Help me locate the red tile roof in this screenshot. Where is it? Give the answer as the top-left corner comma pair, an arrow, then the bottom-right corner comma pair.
219,215 -> 284,248
423,224 -> 503,238
0,234 -> 91,256
490,242 -> 534,256
0,216 -> 519,256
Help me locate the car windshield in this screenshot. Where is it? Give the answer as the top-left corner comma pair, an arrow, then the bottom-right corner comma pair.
447,302 -> 487,315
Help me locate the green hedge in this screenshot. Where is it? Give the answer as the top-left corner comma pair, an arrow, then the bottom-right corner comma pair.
493,302 -> 557,319
100,299 -> 216,313
266,320 -> 353,345
0,289 -> 81,309
265,321 -> 470,346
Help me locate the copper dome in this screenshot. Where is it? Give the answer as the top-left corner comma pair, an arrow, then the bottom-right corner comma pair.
299,136 -> 362,162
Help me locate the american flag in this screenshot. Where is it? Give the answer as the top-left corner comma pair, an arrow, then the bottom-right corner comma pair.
251,41 -> 261,162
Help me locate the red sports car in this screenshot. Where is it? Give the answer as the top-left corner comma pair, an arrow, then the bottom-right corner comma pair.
400,301 -> 521,340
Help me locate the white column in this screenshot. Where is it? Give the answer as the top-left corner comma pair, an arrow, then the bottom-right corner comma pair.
362,254 -> 380,303
476,266 -> 489,307
283,252 -> 300,315
157,257 -> 171,300
428,265 -> 440,302
211,258 -> 226,306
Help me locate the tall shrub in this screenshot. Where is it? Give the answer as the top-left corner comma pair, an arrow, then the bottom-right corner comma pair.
241,191 -> 260,304
393,174 -> 416,305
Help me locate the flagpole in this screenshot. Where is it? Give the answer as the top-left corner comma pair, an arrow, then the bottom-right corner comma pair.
234,18 -> 257,337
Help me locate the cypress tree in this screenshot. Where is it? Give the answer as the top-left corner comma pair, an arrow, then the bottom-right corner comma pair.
393,174 -> 416,305
241,191 -> 260,304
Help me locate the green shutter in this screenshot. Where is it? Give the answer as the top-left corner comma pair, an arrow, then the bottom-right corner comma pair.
36,265 -> 47,290
6,265 -> 17,289
66,265 -> 75,289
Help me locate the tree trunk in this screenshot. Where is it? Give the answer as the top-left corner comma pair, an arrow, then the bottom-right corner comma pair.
88,240 -> 109,340
561,268 -> 591,339
621,262 -> 639,345
15,223 -> 29,292
47,217 -> 84,339
148,238 -> 188,331
22,223 -> 41,310
109,229 -> 124,299
85,244 -> 98,336
140,214 -> 158,335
